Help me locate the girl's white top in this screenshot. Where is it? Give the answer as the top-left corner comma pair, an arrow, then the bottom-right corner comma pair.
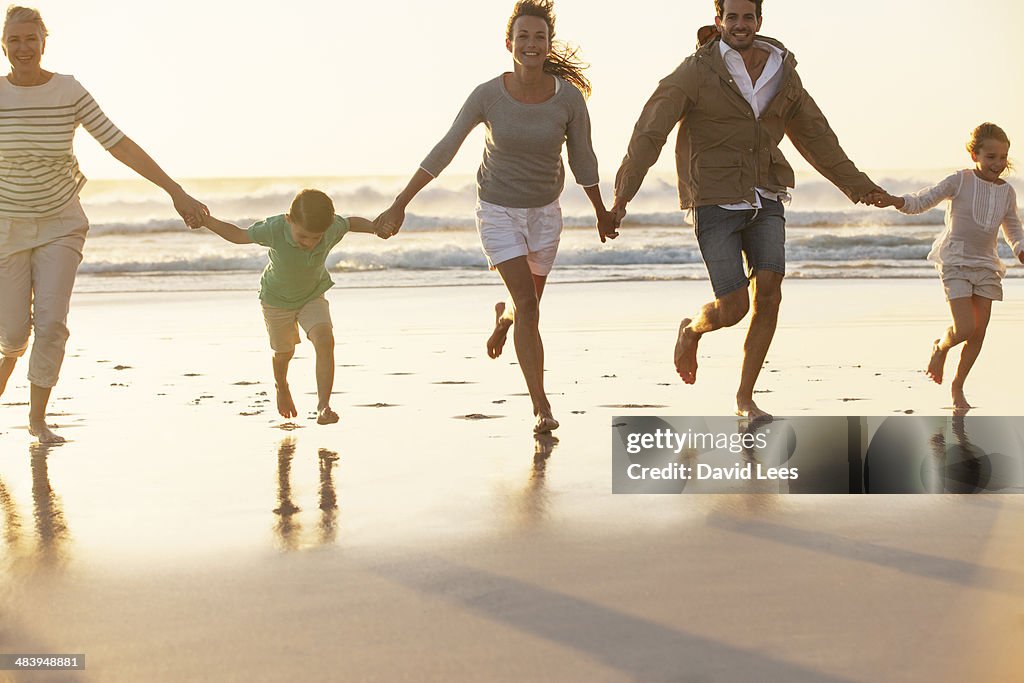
899,169 -> 1024,275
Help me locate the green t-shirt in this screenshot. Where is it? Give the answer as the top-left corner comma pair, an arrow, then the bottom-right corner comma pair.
247,214 -> 349,309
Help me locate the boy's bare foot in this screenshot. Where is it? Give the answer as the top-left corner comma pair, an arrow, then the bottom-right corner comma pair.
486,302 -> 514,359
951,385 -> 972,412
317,406 -> 340,425
276,384 -> 297,419
673,318 -> 700,384
28,418 -> 65,444
736,399 -> 772,422
926,339 -> 947,384
534,413 -> 560,434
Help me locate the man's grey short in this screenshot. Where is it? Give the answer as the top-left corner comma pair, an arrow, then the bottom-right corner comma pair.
694,198 -> 786,298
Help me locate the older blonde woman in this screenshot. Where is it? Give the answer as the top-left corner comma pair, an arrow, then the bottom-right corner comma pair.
0,6 -> 207,443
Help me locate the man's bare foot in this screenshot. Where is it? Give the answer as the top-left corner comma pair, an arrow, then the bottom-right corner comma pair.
534,413 -> 560,434
28,418 -> 66,444
317,406 -> 340,425
276,384 -> 297,419
673,318 -> 700,384
486,302 -> 514,359
926,339 -> 947,384
736,399 -> 772,422
951,385 -> 972,412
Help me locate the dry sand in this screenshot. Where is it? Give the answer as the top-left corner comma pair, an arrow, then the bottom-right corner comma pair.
1,279 -> 1022,682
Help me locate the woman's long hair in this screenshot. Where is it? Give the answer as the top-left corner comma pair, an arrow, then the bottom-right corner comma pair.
505,0 -> 591,98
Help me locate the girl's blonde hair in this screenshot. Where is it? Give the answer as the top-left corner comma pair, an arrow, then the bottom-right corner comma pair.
967,122 -> 1012,171
3,5 -> 47,44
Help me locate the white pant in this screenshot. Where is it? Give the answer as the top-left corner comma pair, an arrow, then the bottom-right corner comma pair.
0,202 -> 87,389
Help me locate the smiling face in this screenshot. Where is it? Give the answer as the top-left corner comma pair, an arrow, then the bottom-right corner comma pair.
971,139 -> 1010,182
2,21 -> 45,73
506,15 -> 551,69
715,0 -> 762,51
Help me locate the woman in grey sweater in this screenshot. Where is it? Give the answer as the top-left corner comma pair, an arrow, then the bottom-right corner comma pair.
375,0 -> 616,434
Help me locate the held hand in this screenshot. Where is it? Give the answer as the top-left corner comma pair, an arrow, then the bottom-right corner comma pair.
1018,251 -> 1024,265
596,208 -> 619,243
373,203 -> 406,238
172,190 -> 209,230
611,198 -> 628,231
865,191 -> 905,209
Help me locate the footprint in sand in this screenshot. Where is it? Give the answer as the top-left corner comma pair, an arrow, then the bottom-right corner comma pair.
239,410 -> 263,416
388,372 -> 414,376
274,422 -> 304,431
233,381 -> 260,386
113,365 -> 132,371
434,380 -> 475,385
356,403 -> 397,408
602,374 -> 618,379
183,373 -> 202,377
492,399 -> 506,404
455,414 -> 503,420
571,410 -> 586,414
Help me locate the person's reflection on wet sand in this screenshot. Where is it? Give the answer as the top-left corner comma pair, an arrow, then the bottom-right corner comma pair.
317,448 -> 339,546
273,438 -> 340,551
927,417 -> 985,493
0,474 -> 25,560
30,443 -> 70,570
273,438 -> 302,551
514,434 -> 558,530
0,444 -> 73,573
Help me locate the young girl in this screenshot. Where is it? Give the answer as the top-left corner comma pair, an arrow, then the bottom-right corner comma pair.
874,123 -> 1024,411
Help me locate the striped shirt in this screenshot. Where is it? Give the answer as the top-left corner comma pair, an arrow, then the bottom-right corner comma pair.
0,73 -> 124,217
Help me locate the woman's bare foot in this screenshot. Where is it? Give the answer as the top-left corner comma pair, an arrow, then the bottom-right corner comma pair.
276,384 -> 297,419
317,406 -> 340,425
673,318 -> 700,384
951,385 -> 972,412
534,413 -> 560,434
486,302 -> 514,359
28,417 -> 65,444
736,398 -> 772,422
926,339 -> 947,384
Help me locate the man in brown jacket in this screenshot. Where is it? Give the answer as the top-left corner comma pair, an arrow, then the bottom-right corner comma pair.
612,0 -> 884,419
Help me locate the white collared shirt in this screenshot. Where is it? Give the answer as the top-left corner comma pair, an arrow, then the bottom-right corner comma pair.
717,38 -> 787,211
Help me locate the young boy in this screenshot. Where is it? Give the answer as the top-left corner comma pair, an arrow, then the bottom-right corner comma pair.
199,189 -> 390,424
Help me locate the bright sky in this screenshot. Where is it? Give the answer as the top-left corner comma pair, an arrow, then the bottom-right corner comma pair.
18,0 -> 1024,180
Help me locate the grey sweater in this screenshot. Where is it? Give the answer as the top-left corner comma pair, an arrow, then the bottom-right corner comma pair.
420,75 -> 599,208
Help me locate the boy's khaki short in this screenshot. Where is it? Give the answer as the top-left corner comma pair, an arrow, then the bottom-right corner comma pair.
261,296 -> 332,353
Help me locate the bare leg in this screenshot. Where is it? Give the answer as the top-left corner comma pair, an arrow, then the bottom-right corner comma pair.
272,350 -> 297,419
308,324 -> 339,425
927,297 -> 976,385
674,286 -> 751,384
28,383 -> 64,444
0,356 -> 17,398
494,258 -> 557,432
736,271 -> 783,420
950,296 -> 992,410
487,273 -> 547,359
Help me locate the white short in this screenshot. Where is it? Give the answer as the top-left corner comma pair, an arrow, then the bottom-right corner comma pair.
474,198 -> 562,276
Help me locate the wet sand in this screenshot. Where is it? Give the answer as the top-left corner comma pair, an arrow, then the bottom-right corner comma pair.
1,279 -> 1022,682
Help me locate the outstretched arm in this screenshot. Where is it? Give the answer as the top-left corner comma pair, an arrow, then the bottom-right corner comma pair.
199,214 -> 252,244
784,87 -> 880,204
613,70 -> 693,229
107,136 -> 208,227
348,216 -> 393,239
